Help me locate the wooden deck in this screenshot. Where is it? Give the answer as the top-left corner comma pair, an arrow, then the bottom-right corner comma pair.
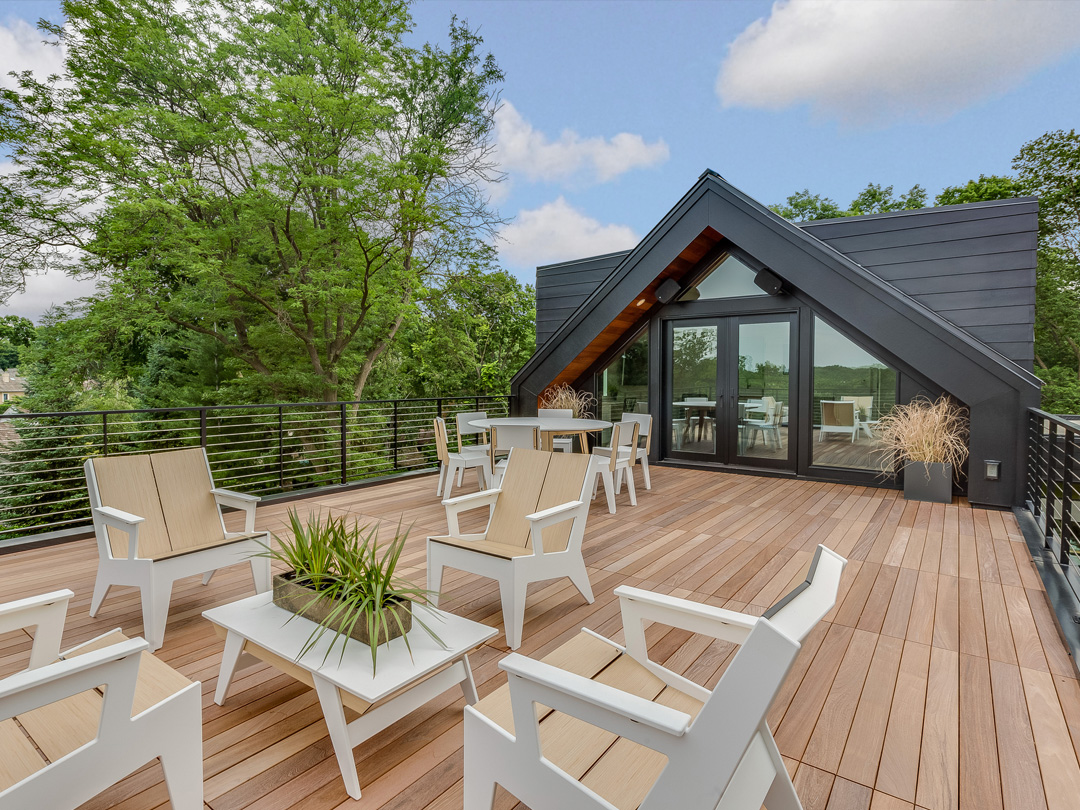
3,464 -> 1080,810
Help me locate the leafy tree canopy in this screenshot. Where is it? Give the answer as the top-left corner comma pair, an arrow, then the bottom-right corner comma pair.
771,182 -> 927,221
935,174 -> 1023,206
1014,129 -> 1080,265
1,0 -> 505,403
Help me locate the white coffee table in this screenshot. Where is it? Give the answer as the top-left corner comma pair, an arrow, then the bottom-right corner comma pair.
203,592 -> 496,799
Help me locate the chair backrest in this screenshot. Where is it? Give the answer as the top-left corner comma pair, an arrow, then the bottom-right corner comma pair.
769,401 -> 784,427
538,408 -> 573,418
841,395 -> 874,419
486,448 -> 589,550
490,424 -> 538,463
86,447 -> 225,558
621,412 -> 652,452
433,417 -> 451,464
761,395 -> 776,412
603,421 -> 640,473
455,411 -> 488,451
821,400 -> 856,427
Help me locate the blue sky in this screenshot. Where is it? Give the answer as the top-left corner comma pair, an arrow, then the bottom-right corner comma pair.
3,0 -> 1080,319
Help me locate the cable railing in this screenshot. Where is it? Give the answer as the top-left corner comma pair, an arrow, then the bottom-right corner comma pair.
0,395 -> 510,548
1025,408 -> 1080,599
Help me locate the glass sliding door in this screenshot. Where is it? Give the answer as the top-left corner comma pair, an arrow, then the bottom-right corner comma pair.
665,313 -> 795,470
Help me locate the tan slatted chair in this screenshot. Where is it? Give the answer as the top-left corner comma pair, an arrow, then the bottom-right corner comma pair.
427,448 -> 599,649
819,400 -> 860,443
434,417 -> 490,497
84,447 -> 271,650
589,420 -> 640,514
0,590 -> 202,809
463,546 -> 848,810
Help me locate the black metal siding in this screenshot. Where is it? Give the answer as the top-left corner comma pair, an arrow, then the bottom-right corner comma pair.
534,252 -> 629,347
802,200 -> 1038,368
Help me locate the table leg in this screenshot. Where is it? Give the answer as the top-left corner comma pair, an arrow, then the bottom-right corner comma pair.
459,653 -> 479,704
214,631 -> 246,706
313,674 -> 363,800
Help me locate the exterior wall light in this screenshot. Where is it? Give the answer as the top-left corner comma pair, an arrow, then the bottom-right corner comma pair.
985,460 -> 1001,481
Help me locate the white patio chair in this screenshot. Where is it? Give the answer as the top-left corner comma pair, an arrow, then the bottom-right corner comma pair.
538,407 -> 575,452
463,544 -> 847,810
0,589 -> 202,810
841,396 -> 876,438
455,411 -> 492,487
489,423 -> 540,488
428,447 -> 599,650
590,420 -> 640,514
593,412 -> 653,490
435,416 -> 490,497
819,400 -> 860,443
747,400 -> 784,450
84,447 -> 271,651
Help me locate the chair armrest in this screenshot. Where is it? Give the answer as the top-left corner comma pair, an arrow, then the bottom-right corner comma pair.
212,488 -> 260,532
0,637 -> 146,722
442,488 -> 501,536
499,654 -> 690,758
93,506 -> 145,560
0,590 -> 73,670
523,500 -> 586,557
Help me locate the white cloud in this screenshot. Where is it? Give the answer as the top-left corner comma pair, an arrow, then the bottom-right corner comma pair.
1,270 -> 98,324
499,197 -> 639,268
495,100 -> 669,185
0,17 -> 65,91
716,0 -> 1080,126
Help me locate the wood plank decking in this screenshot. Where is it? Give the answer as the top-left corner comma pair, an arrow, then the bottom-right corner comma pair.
3,464 -> 1080,810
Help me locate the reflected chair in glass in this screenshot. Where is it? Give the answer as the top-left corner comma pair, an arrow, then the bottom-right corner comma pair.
746,400 -> 784,450
818,400 -> 860,443
840,396 -> 876,438
538,408 -> 575,452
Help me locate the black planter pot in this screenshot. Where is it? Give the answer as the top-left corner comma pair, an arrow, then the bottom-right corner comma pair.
903,462 -> 953,504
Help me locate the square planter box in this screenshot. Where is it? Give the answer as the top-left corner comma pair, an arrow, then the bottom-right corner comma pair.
272,572 -> 412,646
903,462 -> 953,504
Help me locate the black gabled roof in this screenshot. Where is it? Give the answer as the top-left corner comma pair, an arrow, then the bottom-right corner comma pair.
513,170 -> 1040,406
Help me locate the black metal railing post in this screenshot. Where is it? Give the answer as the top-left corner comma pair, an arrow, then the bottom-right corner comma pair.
1062,426 -> 1075,565
278,405 -> 284,488
1046,420 -> 1059,550
200,408 -> 208,447
102,413 -> 109,456
340,402 -> 347,486
392,401 -> 399,470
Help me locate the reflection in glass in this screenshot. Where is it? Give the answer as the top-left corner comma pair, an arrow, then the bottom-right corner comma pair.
812,316 -> 897,470
737,321 -> 791,461
598,330 -> 649,444
670,325 -> 717,454
679,254 -> 764,301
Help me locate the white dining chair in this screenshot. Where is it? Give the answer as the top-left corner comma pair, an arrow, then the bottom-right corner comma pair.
434,417 -> 490,497
590,419 -> 640,513
538,408 -> 574,452
489,424 -> 540,487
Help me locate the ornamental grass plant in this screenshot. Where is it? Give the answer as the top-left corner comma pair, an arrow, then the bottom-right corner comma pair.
539,383 -> 597,418
874,395 -> 970,482
259,510 -> 442,670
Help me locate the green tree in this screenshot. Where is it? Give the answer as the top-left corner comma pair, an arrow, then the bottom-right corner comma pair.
1,0 -> 503,403
771,182 -> 926,221
935,174 -> 1023,206
0,315 -> 35,368
1014,129 -> 1080,264
769,190 -> 843,222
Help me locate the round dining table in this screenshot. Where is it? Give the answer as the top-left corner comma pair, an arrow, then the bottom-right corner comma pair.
469,416 -> 612,452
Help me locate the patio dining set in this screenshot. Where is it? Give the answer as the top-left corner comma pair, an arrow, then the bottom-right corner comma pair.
0,424 -> 848,810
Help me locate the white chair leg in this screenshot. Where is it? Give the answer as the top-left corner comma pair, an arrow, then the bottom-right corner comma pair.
143,575 -> 174,652
202,570 -> 215,586
624,465 -> 637,506
499,570 -> 527,650
567,559 -> 594,604
427,555 -> 446,608
762,728 -> 804,810
89,574 -> 111,617
159,700 -> 204,810
436,463 -> 447,497
615,467 -> 623,495
640,454 -> 651,489
250,553 -> 272,592
601,469 -> 616,514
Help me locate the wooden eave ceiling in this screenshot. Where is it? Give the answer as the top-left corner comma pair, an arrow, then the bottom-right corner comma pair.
546,227 -> 723,393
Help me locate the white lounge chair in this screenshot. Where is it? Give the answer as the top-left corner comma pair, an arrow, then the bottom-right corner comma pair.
428,447 -> 598,650
0,589 -> 203,809
463,545 -> 847,810
84,446 -> 271,650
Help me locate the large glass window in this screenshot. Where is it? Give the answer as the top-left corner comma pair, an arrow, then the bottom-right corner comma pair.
598,330 -> 649,437
812,316 -> 897,471
679,254 -> 764,301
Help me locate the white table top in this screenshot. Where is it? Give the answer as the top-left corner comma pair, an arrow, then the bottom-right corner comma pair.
671,400 -> 717,408
203,592 -> 496,703
470,416 -> 612,432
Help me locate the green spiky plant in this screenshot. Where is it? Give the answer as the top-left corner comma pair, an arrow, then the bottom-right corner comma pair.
259,510 -> 443,670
